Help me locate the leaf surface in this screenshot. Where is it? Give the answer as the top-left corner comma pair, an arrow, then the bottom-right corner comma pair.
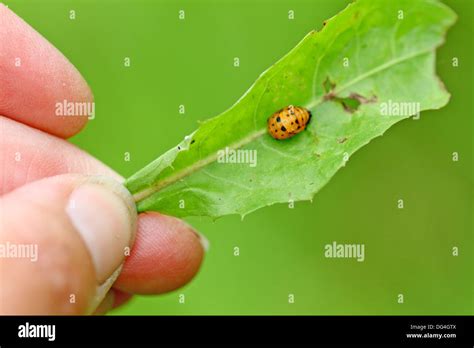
125,0 -> 456,218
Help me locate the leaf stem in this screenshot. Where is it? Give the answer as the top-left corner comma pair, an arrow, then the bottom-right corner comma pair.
132,128 -> 267,203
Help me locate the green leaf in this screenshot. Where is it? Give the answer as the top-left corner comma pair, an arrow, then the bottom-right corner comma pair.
125,0 -> 456,219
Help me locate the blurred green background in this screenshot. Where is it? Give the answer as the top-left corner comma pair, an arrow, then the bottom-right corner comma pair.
6,0 -> 472,314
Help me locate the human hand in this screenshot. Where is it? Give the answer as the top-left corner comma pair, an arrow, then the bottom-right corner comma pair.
0,4 -> 206,315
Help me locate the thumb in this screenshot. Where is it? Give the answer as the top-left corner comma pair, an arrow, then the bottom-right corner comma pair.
0,174 -> 137,314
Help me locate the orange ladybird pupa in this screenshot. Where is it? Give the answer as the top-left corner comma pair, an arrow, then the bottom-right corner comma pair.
267,105 -> 312,140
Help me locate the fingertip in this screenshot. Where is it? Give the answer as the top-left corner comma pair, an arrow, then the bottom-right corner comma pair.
0,4 -> 94,138
0,174 -> 136,314
114,212 -> 205,295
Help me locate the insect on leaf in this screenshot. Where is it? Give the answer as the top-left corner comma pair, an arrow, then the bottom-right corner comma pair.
125,0 -> 456,219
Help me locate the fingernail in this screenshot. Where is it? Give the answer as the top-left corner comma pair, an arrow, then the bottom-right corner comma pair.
183,221 -> 209,252
181,220 -> 211,252
88,264 -> 123,314
66,177 -> 137,283
92,290 -> 115,315
196,231 -> 210,252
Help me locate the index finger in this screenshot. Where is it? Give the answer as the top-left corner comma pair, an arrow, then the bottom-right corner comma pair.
0,4 -> 93,138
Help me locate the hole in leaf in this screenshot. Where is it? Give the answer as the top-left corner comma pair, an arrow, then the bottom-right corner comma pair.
323,77 -> 336,94
322,80 -> 377,114
336,96 -> 362,113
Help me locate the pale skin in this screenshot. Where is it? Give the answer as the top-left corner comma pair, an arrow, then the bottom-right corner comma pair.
0,4 -> 205,314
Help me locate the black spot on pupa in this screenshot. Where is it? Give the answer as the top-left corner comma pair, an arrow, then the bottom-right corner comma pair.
190,140 -> 195,144
177,146 -> 181,150
276,116 -> 281,122
281,126 -> 287,132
